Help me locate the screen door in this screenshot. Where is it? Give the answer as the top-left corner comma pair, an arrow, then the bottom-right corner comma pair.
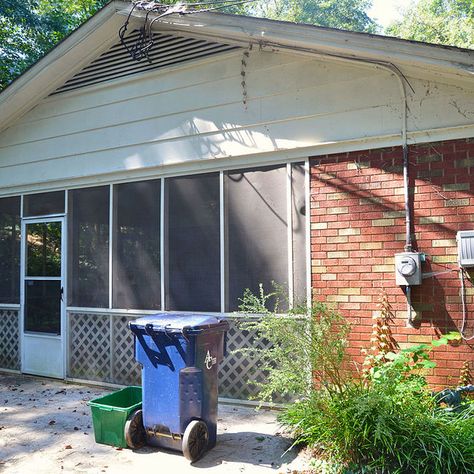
21,217 -> 65,378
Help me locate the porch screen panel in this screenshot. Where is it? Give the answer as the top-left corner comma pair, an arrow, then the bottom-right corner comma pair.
0,197 -> 20,304
23,191 -> 65,217
113,180 -> 161,309
68,187 -> 109,308
165,173 -> 220,312
292,163 -> 307,304
225,165 -> 288,311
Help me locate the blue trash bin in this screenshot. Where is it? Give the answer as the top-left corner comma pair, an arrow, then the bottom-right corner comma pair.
128,313 -> 229,462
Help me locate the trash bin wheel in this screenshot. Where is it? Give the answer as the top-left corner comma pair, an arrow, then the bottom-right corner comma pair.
124,409 -> 146,449
182,420 -> 209,462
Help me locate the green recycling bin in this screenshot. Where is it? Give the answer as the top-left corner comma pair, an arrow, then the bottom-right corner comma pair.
88,386 -> 142,448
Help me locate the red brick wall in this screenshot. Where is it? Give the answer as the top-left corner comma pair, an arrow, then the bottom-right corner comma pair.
310,138 -> 474,388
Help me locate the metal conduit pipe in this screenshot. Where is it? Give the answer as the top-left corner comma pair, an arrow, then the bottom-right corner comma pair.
121,6 -> 413,252
254,41 -> 413,249
123,8 -> 417,322
252,41 -> 414,322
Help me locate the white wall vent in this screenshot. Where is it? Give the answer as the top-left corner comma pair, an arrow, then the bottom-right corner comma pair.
457,230 -> 474,267
51,30 -> 239,95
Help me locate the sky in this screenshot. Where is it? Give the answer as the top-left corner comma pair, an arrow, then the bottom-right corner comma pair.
369,0 -> 413,28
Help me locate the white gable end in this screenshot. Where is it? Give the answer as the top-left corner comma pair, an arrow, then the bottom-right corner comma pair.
0,4 -> 472,195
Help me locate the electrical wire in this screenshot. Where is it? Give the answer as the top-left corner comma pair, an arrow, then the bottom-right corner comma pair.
416,261 -> 473,339
119,0 -> 257,62
130,0 -> 259,15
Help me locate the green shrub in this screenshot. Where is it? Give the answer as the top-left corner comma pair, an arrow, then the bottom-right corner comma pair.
280,337 -> 474,474
237,284 -> 350,401
238,286 -> 474,473
281,385 -> 474,473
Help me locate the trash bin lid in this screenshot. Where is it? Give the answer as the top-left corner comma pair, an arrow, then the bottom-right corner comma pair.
129,313 -> 229,335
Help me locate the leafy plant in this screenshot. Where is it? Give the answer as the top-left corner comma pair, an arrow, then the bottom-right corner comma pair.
237,286 -> 473,472
281,384 -> 474,474
370,332 -> 461,386
361,290 -> 397,380
280,332 -> 474,474
459,360 -> 472,386
236,284 -> 350,401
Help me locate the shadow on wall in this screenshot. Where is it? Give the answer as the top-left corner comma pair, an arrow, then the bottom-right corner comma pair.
310,141 -> 474,344
409,261 -> 466,336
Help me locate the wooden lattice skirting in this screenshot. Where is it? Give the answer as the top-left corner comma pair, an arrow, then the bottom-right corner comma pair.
0,309 -> 20,371
67,312 -> 281,402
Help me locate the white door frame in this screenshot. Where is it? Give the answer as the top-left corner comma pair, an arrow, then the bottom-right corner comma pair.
20,215 -> 67,378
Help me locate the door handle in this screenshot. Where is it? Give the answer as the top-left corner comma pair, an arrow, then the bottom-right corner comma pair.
60,287 -> 64,302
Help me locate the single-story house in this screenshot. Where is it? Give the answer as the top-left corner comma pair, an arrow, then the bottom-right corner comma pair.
0,1 -> 472,399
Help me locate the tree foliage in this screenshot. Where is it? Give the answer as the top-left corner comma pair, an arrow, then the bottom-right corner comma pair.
249,0 -> 377,33
1,0 -> 40,89
387,0 -> 474,49
0,0 -> 108,90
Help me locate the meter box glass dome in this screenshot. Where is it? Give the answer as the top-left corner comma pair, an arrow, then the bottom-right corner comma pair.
395,252 -> 422,286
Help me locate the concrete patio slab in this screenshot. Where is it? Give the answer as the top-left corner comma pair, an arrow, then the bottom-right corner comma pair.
0,373 -> 309,474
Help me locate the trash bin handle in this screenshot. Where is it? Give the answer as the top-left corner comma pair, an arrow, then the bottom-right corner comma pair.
144,323 -> 154,337
163,324 -> 174,340
162,324 -> 187,363
182,326 -> 204,337
182,326 -> 190,340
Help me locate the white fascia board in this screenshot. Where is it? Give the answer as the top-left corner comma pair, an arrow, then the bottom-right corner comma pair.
120,6 -> 474,81
0,2 -> 138,134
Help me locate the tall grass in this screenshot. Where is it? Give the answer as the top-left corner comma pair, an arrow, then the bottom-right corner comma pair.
280,373 -> 474,473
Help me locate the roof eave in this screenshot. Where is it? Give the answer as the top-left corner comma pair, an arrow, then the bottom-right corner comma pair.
120,6 -> 474,81
0,1 -> 133,134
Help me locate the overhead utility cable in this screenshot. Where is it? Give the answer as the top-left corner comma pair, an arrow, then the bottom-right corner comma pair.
119,1 -> 257,61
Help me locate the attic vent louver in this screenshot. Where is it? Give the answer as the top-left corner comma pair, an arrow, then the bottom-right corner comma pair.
51,31 -> 239,95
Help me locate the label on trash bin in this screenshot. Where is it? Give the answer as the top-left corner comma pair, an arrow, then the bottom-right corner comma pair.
204,350 -> 217,370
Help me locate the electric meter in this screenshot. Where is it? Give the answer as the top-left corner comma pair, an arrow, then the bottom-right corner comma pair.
395,252 -> 422,286
399,256 -> 417,276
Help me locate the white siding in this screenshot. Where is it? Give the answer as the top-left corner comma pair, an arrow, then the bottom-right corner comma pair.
0,49 -> 473,194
